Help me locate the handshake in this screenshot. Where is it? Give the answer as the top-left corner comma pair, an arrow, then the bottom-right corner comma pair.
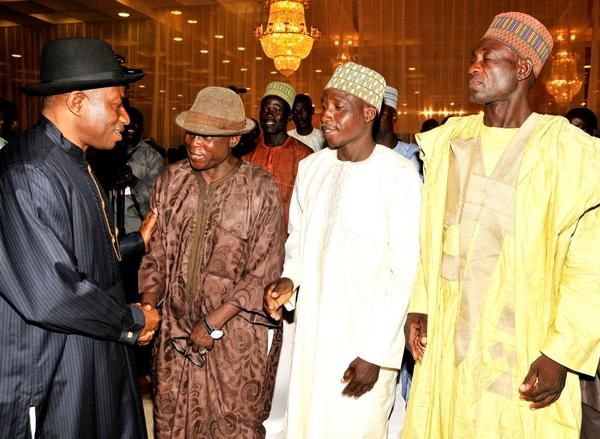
133,302 -> 161,346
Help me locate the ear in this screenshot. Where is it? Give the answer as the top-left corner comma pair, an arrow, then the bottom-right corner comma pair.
365,105 -> 377,123
229,135 -> 241,148
516,58 -> 534,81
66,91 -> 86,117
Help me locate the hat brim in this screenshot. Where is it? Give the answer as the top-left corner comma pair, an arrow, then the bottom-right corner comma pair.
175,111 -> 256,136
20,72 -> 144,96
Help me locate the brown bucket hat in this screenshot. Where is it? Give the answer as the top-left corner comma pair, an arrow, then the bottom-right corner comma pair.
176,87 -> 255,136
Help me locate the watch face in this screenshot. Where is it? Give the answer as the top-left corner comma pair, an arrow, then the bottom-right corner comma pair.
211,329 -> 224,340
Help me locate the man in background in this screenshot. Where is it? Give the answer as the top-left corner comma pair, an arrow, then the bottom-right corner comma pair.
565,106 -> 600,439
0,97 -> 18,149
243,81 -> 312,227
288,93 -> 326,152
566,107 -> 598,137
374,86 -> 422,176
122,106 -> 165,234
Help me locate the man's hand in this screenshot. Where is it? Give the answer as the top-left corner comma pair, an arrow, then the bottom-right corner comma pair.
134,303 -> 160,346
139,210 -> 157,252
341,357 -> 380,398
519,354 -> 567,409
263,277 -> 294,321
189,321 -> 215,352
404,312 -> 428,362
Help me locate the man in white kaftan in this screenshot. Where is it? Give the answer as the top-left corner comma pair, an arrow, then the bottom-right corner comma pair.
264,62 -> 421,438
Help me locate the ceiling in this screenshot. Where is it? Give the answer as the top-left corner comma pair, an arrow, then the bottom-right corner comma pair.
0,0 -> 598,145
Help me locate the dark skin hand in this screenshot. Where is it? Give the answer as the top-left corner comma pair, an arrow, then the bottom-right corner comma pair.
134,302 -> 160,346
139,210 -> 157,252
189,321 -> 214,352
519,353 -> 567,409
341,357 -> 380,398
404,312 -> 428,362
263,277 -> 294,321
188,303 -> 241,352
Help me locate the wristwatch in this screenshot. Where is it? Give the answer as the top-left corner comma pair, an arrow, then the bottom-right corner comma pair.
202,316 -> 224,340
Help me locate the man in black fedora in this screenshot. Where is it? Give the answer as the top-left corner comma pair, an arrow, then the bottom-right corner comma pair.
0,38 -> 160,438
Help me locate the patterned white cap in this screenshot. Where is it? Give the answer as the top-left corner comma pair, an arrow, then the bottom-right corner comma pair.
325,62 -> 386,111
383,86 -> 398,110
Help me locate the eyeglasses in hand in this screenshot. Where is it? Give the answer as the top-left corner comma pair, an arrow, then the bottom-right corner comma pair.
168,336 -> 207,368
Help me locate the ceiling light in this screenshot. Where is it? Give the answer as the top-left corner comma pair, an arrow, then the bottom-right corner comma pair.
408,67 -> 416,71
171,10 -> 182,15
270,71 -> 277,75
187,19 -> 198,24
402,103 -> 407,107
214,34 -> 224,39
138,85 -> 145,88
240,67 -> 248,72
255,0 -> 321,77
173,37 -> 183,42
237,47 -> 246,51
177,94 -> 183,97
449,102 -> 455,106
246,87 -> 251,91
171,107 -> 176,110
546,34 -> 582,105
10,54 -> 22,58
222,59 -> 231,64
200,49 -> 208,54
414,91 -> 421,95
159,90 -> 166,93
118,12 -> 130,18
255,56 -> 263,61
315,69 -> 322,73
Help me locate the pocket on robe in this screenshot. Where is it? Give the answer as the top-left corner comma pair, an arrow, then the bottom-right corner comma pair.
205,224 -> 249,281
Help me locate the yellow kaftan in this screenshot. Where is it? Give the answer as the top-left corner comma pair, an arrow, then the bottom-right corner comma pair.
403,113 -> 600,439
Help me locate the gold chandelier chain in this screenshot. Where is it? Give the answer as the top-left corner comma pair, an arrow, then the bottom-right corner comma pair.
86,164 -> 123,261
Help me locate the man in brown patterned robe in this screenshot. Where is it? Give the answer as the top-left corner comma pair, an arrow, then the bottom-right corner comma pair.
139,87 -> 285,438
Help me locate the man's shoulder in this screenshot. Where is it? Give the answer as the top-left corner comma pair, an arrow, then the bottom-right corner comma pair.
287,136 -> 314,156
239,161 -> 275,185
375,145 -> 420,177
0,125 -> 56,175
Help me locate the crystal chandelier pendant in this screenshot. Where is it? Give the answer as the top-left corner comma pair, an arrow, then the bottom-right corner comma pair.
545,33 -> 582,106
255,0 -> 321,77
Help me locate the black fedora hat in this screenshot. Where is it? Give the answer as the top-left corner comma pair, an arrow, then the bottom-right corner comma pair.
21,38 -> 144,96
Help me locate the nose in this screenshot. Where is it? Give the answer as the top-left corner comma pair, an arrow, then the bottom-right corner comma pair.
467,60 -> 480,77
321,107 -> 332,125
119,107 -> 130,126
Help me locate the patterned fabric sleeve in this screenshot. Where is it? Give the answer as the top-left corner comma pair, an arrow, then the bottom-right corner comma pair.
221,174 -> 285,322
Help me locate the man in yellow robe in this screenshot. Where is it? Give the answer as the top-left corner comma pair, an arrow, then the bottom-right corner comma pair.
403,12 -> 600,438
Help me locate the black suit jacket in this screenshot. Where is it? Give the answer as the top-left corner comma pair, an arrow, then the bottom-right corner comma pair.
0,117 -> 147,438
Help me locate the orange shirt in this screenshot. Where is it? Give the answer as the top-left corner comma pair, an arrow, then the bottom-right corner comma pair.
243,136 -> 313,229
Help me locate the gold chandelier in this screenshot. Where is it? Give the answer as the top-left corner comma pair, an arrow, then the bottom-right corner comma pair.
545,34 -> 582,105
255,0 -> 320,77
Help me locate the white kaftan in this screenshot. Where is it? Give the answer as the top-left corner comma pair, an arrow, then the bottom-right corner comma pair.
282,145 -> 421,438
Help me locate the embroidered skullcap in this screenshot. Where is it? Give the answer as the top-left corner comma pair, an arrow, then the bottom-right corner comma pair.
482,11 -> 553,77
263,81 -> 296,109
383,86 -> 398,110
325,62 -> 386,111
